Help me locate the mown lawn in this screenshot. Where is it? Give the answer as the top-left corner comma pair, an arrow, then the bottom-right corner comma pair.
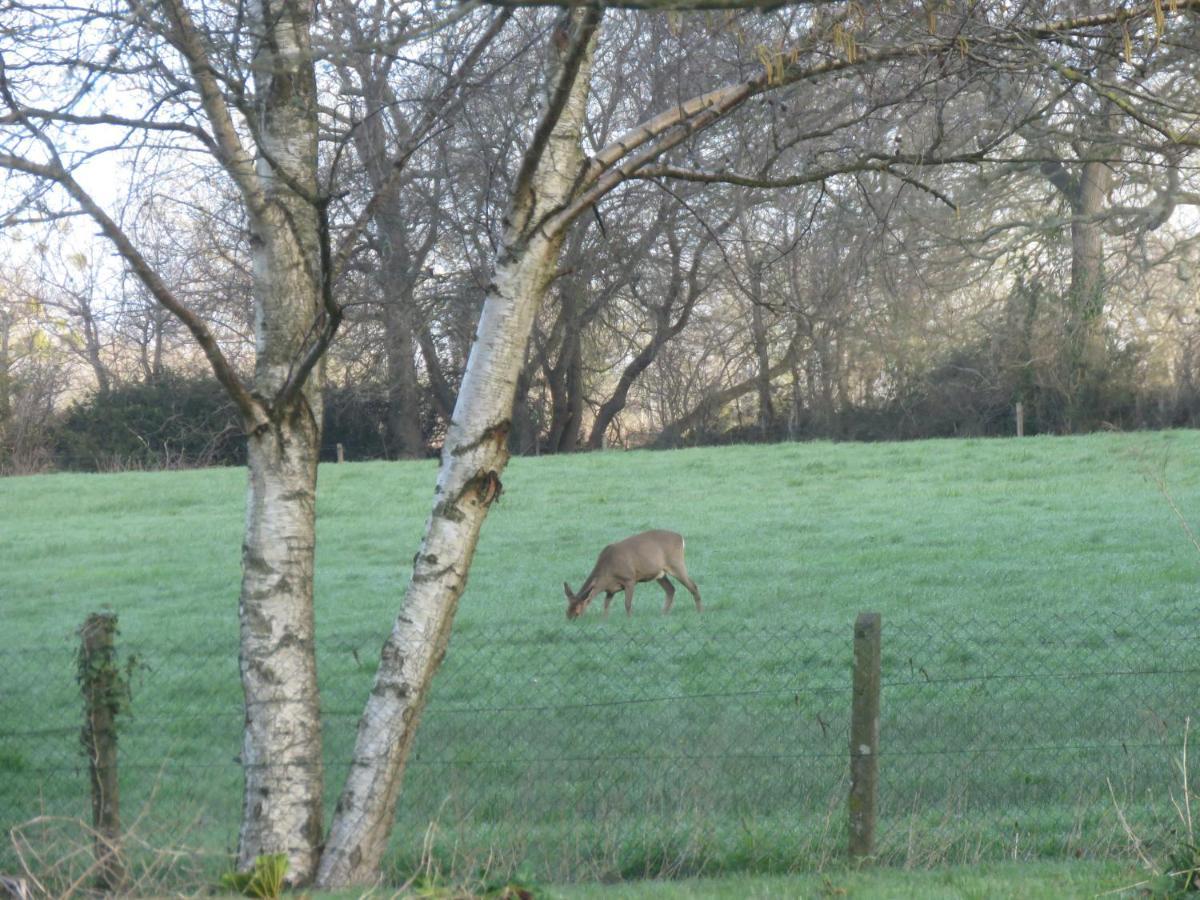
2,432 -> 1199,890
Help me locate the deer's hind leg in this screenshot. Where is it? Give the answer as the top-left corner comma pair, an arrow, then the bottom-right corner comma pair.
658,576 -> 676,614
669,562 -> 702,612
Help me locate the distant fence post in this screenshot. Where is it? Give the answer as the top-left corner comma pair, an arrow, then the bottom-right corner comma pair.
1016,402 -> 1025,437
849,611 -> 881,862
78,612 -> 125,892
336,442 -> 345,463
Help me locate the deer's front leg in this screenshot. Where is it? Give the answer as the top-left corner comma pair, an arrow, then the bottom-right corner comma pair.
623,582 -> 635,616
602,591 -> 615,617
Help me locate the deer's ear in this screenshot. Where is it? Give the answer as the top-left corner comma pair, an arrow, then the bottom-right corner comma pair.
563,582 -> 573,600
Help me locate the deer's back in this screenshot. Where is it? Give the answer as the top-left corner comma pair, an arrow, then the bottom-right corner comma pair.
603,529 -> 683,578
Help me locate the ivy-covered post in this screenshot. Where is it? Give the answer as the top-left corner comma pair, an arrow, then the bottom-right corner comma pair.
78,612 -> 127,891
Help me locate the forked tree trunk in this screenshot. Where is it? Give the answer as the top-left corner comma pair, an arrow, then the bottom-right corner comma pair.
315,11 -> 600,887
235,0 -> 326,882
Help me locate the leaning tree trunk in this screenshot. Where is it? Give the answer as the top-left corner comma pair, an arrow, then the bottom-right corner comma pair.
315,10 -> 600,888
235,0 -> 326,882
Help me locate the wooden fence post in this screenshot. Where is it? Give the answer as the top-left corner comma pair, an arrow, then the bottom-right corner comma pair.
849,611 -> 881,862
336,442 -> 345,464
1016,402 -> 1025,437
78,612 -> 125,891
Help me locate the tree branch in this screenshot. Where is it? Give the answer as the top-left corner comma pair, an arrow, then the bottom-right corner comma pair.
144,0 -> 267,219
0,152 -> 268,432
331,8 -> 512,279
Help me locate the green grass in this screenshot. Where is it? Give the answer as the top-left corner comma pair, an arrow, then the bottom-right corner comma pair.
2,432 -> 1200,891
5,431 -> 1200,636
308,861 -> 1143,898
547,860 -> 1142,898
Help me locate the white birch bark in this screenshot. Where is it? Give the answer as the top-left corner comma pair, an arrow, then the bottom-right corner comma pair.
235,0 -> 326,882
314,10 -> 601,887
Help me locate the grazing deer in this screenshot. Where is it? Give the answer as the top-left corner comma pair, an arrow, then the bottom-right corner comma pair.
564,529 -> 702,619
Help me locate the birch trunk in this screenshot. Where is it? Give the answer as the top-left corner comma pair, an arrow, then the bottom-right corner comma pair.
315,11 -> 600,887
236,0 -> 325,882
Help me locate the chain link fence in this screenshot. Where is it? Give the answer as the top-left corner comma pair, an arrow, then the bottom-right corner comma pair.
1,606 -> 1197,888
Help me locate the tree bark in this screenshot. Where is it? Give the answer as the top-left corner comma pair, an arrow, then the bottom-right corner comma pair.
544,288 -> 584,452
382,287 -> 425,458
315,10 -> 601,887
1067,158 -> 1111,380
586,305 -> 679,449
357,98 -> 429,459
234,0 -> 326,882
509,355 -> 541,454
750,287 -> 774,437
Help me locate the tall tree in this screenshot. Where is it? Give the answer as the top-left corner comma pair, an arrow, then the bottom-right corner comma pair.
316,7 -> 603,882
3,0 -> 336,878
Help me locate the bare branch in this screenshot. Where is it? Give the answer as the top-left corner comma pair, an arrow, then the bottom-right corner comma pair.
140,0 -> 267,219
0,152 -> 267,433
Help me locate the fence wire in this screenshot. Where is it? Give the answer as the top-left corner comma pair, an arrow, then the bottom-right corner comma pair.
1,609 -> 1197,884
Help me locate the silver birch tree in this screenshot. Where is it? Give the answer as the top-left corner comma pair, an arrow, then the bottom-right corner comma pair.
2,0 -> 334,878
315,7 -> 604,884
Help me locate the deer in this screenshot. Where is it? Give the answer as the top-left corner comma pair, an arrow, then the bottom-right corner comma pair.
564,529 -> 702,619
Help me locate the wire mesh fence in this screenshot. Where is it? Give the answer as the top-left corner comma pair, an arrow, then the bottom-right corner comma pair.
1,606 -> 1197,887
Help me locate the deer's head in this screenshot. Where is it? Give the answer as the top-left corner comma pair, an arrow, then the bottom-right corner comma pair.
564,582 -> 591,619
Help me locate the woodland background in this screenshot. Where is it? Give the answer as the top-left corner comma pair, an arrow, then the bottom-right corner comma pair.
5,5 -> 1200,474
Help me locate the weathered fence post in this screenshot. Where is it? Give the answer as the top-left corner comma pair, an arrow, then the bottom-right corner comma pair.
78,612 -> 125,891
1016,402 -> 1025,437
336,442 -> 345,464
849,611 -> 881,862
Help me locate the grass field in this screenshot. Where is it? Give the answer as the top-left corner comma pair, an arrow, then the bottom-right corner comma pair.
312,860 -> 1146,898
2,432 -> 1200,891
549,861 -> 1145,898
